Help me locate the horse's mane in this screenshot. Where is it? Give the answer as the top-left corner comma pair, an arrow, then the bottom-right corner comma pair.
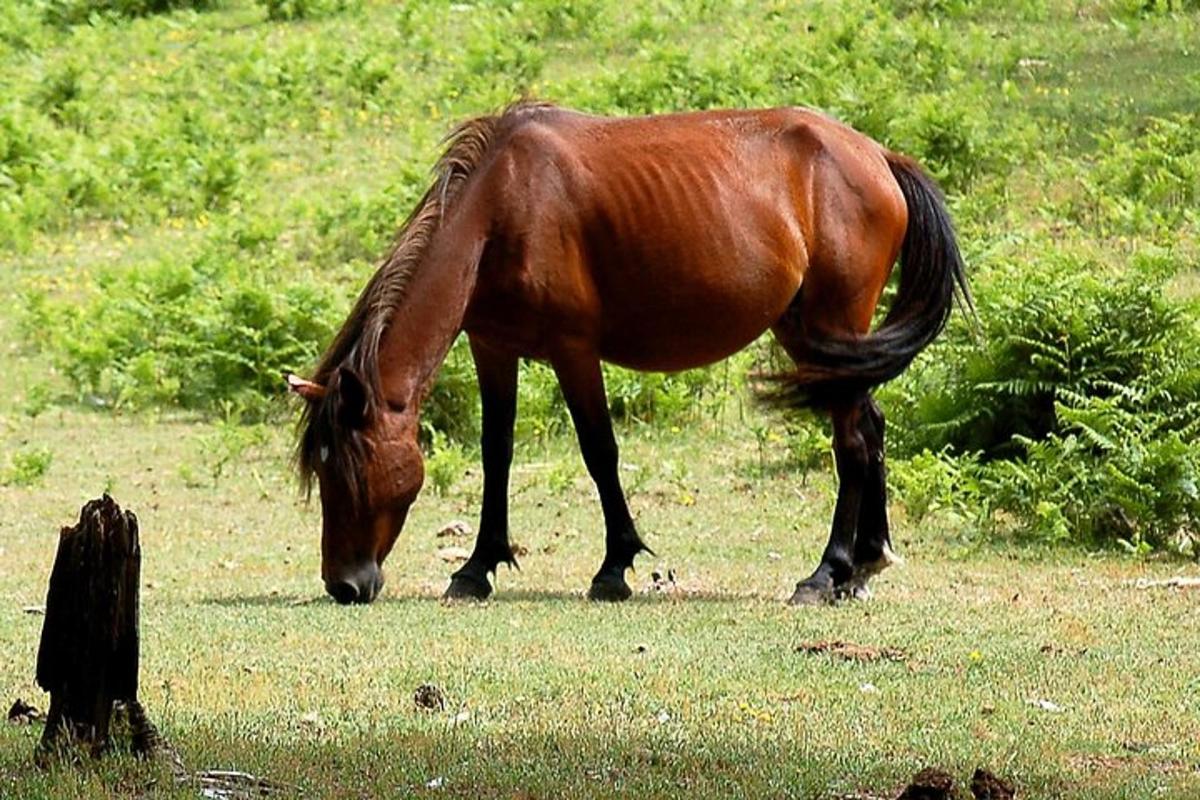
297,100 -> 554,505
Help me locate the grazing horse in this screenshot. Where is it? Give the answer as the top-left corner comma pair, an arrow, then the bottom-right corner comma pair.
287,101 -> 970,605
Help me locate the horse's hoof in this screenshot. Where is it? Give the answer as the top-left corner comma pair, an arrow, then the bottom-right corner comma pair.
846,581 -> 872,601
442,573 -> 492,602
787,583 -> 834,607
588,578 -> 633,602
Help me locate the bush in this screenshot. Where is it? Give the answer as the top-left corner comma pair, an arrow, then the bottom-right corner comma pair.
1079,114 -> 1200,234
23,226 -> 343,418
256,0 -> 354,22
1,447 -> 53,487
891,252 -> 1199,458
987,395 -> 1200,552
887,251 -> 1200,550
43,0 -> 217,26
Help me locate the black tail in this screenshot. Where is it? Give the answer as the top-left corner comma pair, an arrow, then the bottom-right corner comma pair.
767,153 -> 974,408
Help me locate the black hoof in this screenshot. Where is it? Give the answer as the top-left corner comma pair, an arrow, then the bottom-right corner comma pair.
443,572 -> 492,602
788,581 -> 835,607
588,577 -> 633,602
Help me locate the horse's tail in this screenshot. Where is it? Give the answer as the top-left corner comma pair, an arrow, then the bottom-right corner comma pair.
766,153 -> 974,408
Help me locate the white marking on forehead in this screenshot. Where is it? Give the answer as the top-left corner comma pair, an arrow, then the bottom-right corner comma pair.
320,446 -> 330,464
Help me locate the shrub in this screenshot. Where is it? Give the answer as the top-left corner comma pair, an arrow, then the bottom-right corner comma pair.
256,0 -> 354,22
1080,114 -> 1200,234
2,447 -> 53,487
23,227 -> 343,419
890,251 -> 1200,458
42,0 -> 218,26
887,250 -> 1200,550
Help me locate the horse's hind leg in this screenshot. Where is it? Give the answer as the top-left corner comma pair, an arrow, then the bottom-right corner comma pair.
846,395 -> 901,600
788,398 -> 870,605
444,337 -> 519,601
551,351 -> 651,601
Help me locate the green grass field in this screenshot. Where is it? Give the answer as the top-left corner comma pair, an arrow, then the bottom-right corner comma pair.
2,405 -> 1199,799
3,0 -> 1200,797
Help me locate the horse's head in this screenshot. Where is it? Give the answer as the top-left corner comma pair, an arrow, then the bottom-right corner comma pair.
288,369 -> 424,604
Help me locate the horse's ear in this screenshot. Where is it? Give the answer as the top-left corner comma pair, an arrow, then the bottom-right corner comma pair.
337,366 -> 369,429
286,372 -> 326,403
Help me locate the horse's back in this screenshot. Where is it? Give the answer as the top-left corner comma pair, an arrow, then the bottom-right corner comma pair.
465,106 -> 906,369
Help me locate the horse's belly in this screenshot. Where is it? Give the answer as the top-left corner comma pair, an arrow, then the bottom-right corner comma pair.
593,254 -> 801,372
581,165 -> 806,371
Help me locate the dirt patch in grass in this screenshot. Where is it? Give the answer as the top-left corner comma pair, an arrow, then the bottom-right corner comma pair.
794,640 -> 907,664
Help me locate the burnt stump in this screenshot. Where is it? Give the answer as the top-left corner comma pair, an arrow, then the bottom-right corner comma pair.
35,495 -> 162,762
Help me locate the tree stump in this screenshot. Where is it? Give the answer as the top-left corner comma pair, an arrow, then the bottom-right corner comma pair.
35,495 -> 162,763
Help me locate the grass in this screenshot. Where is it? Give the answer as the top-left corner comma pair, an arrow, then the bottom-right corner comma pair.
1,401 -> 1199,798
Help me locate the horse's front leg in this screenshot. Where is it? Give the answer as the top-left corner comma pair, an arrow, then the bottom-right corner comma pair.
552,351 -> 652,601
444,338 -> 519,601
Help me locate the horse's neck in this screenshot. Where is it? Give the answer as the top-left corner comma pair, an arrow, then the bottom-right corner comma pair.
375,211 -> 486,410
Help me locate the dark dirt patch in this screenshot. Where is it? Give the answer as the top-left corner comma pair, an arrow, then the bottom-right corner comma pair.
969,768 -> 1015,800
795,640 -> 907,664
897,767 -> 959,799
7,699 -> 42,725
413,683 -> 447,712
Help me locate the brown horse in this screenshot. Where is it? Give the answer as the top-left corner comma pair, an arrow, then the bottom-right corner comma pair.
287,101 -> 970,605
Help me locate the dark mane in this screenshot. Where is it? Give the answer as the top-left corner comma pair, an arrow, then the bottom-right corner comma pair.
296,100 -> 555,505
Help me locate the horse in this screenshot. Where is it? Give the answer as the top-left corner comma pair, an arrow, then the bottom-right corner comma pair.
286,100 -> 971,606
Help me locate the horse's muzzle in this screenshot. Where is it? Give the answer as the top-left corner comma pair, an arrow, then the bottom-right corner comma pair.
325,563 -> 384,604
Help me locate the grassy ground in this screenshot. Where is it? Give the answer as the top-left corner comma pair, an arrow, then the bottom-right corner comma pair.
2,387 -> 1199,798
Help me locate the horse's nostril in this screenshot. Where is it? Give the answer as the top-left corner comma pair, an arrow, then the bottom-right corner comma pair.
326,563 -> 382,605
326,580 -> 360,605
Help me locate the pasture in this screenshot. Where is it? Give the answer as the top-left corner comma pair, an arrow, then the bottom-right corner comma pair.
2,0 -> 1199,797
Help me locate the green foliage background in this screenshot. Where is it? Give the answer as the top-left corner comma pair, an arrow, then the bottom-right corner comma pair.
3,0 -> 1198,552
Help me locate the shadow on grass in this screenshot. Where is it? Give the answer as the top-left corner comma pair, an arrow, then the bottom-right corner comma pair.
199,587 -> 770,608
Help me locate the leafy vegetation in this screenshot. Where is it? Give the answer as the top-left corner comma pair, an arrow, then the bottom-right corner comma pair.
0,447 -> 53,487
2,3 -> 1200,797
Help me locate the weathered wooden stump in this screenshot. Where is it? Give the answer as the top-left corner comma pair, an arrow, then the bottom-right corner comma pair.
35,494 -> 163,763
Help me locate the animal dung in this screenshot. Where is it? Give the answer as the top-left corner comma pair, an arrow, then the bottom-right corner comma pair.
413,683 -> 447,712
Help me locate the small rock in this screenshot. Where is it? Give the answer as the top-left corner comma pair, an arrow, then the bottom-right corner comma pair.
969,768 -> 1015,800
299,710 -> 323,730
414,683 -> 447,711
1027,698 -> 1063,713
426,776 -> 445,790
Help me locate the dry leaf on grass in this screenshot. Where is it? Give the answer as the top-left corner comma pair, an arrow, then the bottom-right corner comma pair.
1129,576 -> 1200,590
435,520 -> 472,539
194,769 -> 289,799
